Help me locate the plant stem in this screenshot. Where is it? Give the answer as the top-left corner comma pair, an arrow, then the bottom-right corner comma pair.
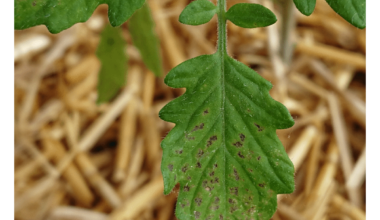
217,0 -> 227,55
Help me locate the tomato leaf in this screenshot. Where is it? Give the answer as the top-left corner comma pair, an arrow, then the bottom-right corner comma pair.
14,0 -> 145,34
325,0 -> 366,29
129,3 -> 163,76
226,3 -> 277,28
159,52 -> 295,220
96,25 -> 127,104
293,0 -> 316,16
179,0 -> 217,25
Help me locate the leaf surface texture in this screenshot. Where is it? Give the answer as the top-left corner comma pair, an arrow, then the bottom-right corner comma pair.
325,0 -> 366,29
14,0 -> 145,33
160,52 -> 295,220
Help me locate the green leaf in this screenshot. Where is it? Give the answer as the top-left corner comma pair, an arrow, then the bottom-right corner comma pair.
226,3 -> 277,28
159,53 -> 295,220
129,3 -> 163,77
14,0 -> 145,34
325,0 -> 366,29
179,0 -> 217,25
96,25 -> 127,104
293,0 -> 316,16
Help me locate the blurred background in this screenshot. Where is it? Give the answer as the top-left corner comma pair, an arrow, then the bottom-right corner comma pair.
14,0 -> 366,219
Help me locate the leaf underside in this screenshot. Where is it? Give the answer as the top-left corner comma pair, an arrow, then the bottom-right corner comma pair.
96,25 -> 127,104
129,3 -> 163,77
14,0 -> 145,34
159,53 -> 295,220
293,0 -> 316,16
325,0 -> 366,29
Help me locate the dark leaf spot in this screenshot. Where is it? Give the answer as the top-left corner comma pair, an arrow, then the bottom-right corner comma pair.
195,198 -> 202,206
192,123 -> 204,132
259,183 -> 265,188
214,177 -> 219,183
196,162 -> 201,168
219,215 -> 223,220
214,164 -> 218,168
186,134 -> 195,140
238,151 -> 245,158
202,180 -> 208,187
254,123 -> 263,132
175,149 -> 183,154
197,149 -> 204,158
184,185 -> 190,192
240,133 -> 245,142
195,211 -> 201,219
206,136 -> 217,147
214,197 -> 220,204
257,156 -> 261,160
228,198 -> 235,204
233,141 -> 243,147
211,205 -> 219,210
182,165 -> 188,173
168,164 -> 173,171
233,169 -> 240,180
248,207 -> 255,214
230,206 -> 238,213
209,171 -> 214,176
230,187 -> 238,195
204,109 -> 209,115
187,176 -> 191,180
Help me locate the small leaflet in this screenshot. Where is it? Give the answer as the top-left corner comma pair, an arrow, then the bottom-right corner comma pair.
96,25 -> 127,104
129,3 -> 163,77
179,0 -> 217,26
226,3 -> 277,28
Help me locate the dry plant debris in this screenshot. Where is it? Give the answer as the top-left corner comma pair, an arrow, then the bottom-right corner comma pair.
14,0 -> 365,219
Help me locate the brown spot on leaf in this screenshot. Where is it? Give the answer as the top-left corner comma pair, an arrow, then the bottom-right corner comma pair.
259,183 -> 265,188
230,206 -> 238,213
197,149 -> 204,158
211,205 -> 219,210
194,211 -> 201,219
214,164 -> 218,168
209,171 -> 214,176
257,156 -> 261,160
196,162 -> 202,168
195,198 -> 202,206
204,109 -> 209,115
168,164 -> 173,171
187,176 -> 192,180
202,180 -> 208,187
233,169 -> 240,180
214,197 -> 220,204
182,165 -> 188,173
254,123 -> 263,132
192,123 -> 204,132
175,149 -> 183,154
186,134 -> 195,140
219,215 -> 223,220
207,136 -> 217,147
233,141 -> 243,147
238,151 -> 245,158
240,133 -> 245,142
184,185 -> 190,191
230,187 -> 238,195
228,198 -> 235,204
248,207 -> 255,214
215,177 -> 219,183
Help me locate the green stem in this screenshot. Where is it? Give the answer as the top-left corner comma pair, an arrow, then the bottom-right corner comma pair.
217,0 -> 227,55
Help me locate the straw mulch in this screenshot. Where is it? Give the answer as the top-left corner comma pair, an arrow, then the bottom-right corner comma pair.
14,0 -> 366,219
